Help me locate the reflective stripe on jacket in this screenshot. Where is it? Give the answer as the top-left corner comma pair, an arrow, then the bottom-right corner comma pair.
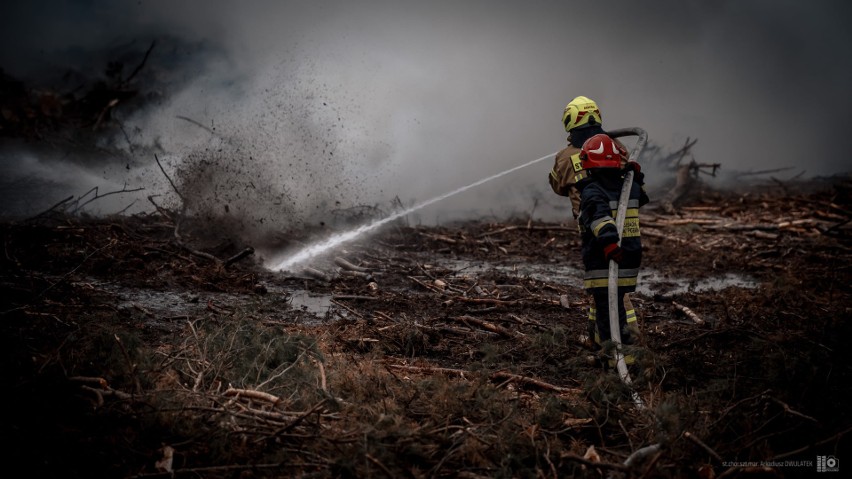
549,137 -> 630,220
578,171 -> 649,293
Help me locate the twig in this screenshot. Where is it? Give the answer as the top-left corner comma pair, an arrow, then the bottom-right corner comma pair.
414,322 -> 486,337
453,315 -> 524,339
36,240 -> 117,299
738,166 -> 796,177
122,40 -> 156,86
710,389 -> 772,429
224,247 -> 255,268
673,302 -> 705,325
409,275 -> 445,294
26,195 -> 74,220
419,232 -> 458,244
146,195 -> 174,220
115,199 -> 138,215
330,299 -> 364,319
312,357 -> 327,393
334,256 -> 370,272
641,229 -> 689,244
154,154 -> 186,203
179,244 -> 221,265
768,397 -> 819,424
683,431 -> 722,462
224,388 -> 282,406
386,364 -> 471,378
771,425 -> 852,460
451,296 -> 520,306
302,267 -> 332,282
478,225 -> 574,238
270,400 -> 326,437
176,115 -> 216,135
560,453 -> 628,472
130,462 -> 328,478
638,450 -> 664,479
114,334 -> 143,395
332,295 -> 380,301
73,183 -> 145,213
489,371 -> 580,394
365,453 -> 395,478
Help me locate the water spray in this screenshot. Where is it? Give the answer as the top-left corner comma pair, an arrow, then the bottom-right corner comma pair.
268,151 -> 558,272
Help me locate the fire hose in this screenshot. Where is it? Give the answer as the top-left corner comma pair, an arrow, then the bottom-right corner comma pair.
604,127 -> 648,409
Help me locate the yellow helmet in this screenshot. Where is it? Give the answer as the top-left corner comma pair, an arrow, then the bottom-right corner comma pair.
562,96 -> 602,132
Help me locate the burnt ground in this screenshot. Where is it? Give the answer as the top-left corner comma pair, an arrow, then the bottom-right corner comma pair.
1,178 -> 851,479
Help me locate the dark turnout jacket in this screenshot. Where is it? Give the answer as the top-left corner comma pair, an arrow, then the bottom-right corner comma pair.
548,125 -> 628,220
577,169 -> 650,293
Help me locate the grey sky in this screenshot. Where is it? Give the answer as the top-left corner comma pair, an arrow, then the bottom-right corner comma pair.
2,0 -> 851,223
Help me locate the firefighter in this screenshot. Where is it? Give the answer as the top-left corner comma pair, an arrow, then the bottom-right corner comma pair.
548,95 -> 608,218
548,96 -> 641,349
576,133 -> 649,357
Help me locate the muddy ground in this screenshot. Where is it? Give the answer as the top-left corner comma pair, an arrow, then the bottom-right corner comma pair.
1,177 -> 851,479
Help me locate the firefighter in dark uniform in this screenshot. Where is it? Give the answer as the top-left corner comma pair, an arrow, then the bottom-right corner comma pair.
548,96 -> 641,347
576,133 -> 649,352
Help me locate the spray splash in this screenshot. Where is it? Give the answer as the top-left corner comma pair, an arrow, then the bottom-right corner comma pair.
268,151 -> 557,272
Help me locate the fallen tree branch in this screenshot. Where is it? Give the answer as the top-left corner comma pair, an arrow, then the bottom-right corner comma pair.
453,315 -> 525,339
334,256 -> 370,272
451,296 -> 520,306
386,364 -> 471,378
224,387 -> 283,406
386,364 -> 579,394
489,371 -> 580,394
641,229 -> 689,244
414,322 -> 489,337
332,295 -> 380,301
224,247 -> 255,268
419,232 -> 458,244
302,267 -> 333,282
179,243 -> 221,265
673,302 -> 705,325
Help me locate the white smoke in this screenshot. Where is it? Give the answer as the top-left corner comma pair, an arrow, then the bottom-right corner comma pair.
2,0 -> 850,224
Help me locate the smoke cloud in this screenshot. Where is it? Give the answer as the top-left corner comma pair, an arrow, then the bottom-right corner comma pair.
1,0 -> 851,226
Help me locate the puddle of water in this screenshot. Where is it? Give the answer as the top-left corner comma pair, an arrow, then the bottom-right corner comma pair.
80,255 -> 756,325
84,279 -> 336,319
431,259 -> 757,295
286,291 -> 335,315
637,271 -> 757,296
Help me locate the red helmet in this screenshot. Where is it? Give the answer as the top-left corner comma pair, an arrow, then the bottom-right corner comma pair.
580,133 -> 627,170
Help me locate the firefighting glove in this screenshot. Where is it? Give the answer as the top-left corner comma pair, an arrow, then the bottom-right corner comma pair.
624,161 -> 644,183
603,243 -> 624,264
625,160 -> 641,173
